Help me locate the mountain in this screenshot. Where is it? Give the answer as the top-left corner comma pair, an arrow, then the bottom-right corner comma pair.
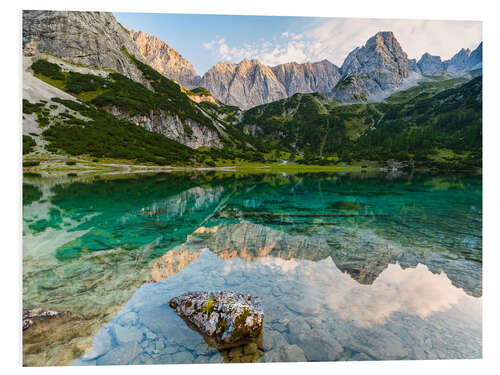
127,29 -> 342,109
199,58 -> 342,109
22,10 -> 147,85
22,10 -> 255,152
332,31 -> 411,102
126,26 -> 481,108
444,48 -> 472,72
467,42 -> 483,70
128,29 -> 200,88
416,53 -> 443,74
199,59 -> 287,109
238,75 -> 482,170
270,60 -> 342,97
408,58 -> 420,73
415,42 -> 482,74
21,10 -> 482,170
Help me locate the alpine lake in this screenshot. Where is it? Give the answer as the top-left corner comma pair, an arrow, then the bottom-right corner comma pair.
22,170 -> 482,366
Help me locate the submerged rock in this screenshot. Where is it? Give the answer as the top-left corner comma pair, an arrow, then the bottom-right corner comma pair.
168,291 -> 264,349
22,308 -> 63,331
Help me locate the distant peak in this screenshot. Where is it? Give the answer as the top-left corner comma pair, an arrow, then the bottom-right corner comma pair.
374,31 -> 395,38
421,52 -> 440,59
371,31 -> 396,43
365,31 -> 402,51
457,47 -> 472,57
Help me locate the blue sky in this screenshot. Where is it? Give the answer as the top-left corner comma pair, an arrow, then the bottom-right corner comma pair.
114,12 -> 482,75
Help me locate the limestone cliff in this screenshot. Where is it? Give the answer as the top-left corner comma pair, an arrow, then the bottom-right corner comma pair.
416,42 -> 483,74
271,60 -> 341,97
23,10 -> 147,85
200,58 -> 341,109
333,31 -> 410,102
129,29 -> 200,88
22,10 -> 228,149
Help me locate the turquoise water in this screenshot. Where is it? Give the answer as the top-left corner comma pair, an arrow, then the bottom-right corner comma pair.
22,172 -> 482,364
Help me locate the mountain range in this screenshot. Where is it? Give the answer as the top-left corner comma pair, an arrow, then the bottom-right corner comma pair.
123,28 -> 482,108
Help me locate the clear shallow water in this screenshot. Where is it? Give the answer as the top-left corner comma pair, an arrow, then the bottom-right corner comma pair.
22,172 -> 482,365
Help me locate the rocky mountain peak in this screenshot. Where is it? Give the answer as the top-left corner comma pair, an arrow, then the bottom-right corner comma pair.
200,57 -> 342,108
416,42 -> 482,74
461,48 -> 472,57
369,31 -> 396,47
468,42 -> 482,70
417,53 -> 443,74
22,10 -> 147,84
129,29 -> 200,88
341,31 -> 409,77
335,31 -> 410,101
445,48 -> 473,72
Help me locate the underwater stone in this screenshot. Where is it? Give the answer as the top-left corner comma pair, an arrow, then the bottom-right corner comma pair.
22,308 -> 63,331
168,290 -> 264,349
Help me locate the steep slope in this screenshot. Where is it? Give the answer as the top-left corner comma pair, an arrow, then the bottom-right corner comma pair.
199,58 -> 342,109
129,29 -> 200,88
23,10 -> 147,85
22,10 -> 257,150
25,54 -> 230,150
467,42 -> 483,70
417,53 -> 443,74
333,31 -> 411,102
351,76 -> 482,169
408,58 -> 420,73
416,42 -> 483,74
444,48 -> 472,73
271,60 -> 341,97
238,76 -> 482,170
200,59 -> 287,109
239,92 -> 378,154
22,58 -> 199,164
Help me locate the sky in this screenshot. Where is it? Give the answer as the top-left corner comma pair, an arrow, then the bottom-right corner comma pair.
113,12 -> 482,75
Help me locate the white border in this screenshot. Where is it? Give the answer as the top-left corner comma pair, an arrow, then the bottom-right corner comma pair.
2,1 -> 498,374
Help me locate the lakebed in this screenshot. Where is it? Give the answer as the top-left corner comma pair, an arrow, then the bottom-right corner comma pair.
22,171 -> 482,365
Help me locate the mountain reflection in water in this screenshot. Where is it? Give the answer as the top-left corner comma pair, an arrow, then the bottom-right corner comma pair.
22,172 -> 482,365
76,248 -> 481,365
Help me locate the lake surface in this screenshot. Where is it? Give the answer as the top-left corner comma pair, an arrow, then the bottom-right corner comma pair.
22,171 -> 482,365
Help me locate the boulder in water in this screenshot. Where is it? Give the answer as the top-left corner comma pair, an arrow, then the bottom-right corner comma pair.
169,290 -> 263,349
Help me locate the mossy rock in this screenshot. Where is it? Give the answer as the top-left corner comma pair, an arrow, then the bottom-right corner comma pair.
169,290 -> 264,349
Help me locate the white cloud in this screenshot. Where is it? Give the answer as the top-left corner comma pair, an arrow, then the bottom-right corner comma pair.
202,18 -> 482,68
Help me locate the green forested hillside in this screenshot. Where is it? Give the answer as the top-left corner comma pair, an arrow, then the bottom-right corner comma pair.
239,77 -> 482,170
27,58 -> 263,164
26,97 -> 197,165
26,56 -> 482,171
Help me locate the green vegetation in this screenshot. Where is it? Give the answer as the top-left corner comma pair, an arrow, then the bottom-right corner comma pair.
31,59 -> 65,81
384,77 -> 468,104
65,71 -> 108,94
190,87 -> 212,96
23,99 -> 52,127
42,97 -> 197,165
119,48 -> 217,130
239,77 -> 482,170
26,57 -> 481,172
202,298 -> 215,314
23,99 -> 44,114
30,57 -> 218,132
23,160 -> 40,167
23,135 -> 36,155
